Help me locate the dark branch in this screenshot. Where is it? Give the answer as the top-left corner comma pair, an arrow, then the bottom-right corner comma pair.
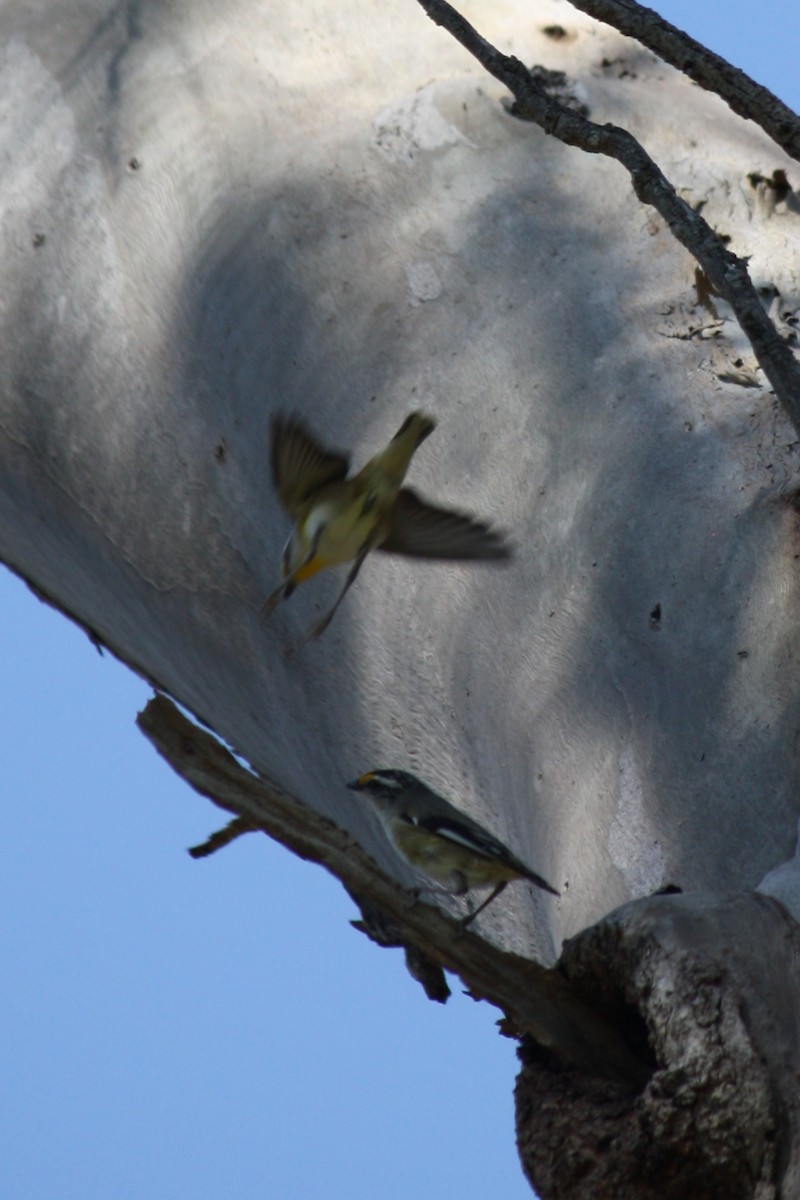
188,815 -> 255,858
568,0 -> 800,164
138,693 -> 651,1089
415,0 -> 800,435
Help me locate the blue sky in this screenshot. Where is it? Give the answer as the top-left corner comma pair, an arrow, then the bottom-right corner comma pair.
2,5 -> 798,1198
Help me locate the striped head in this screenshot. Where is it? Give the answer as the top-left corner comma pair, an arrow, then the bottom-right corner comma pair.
347,768 -> 417,795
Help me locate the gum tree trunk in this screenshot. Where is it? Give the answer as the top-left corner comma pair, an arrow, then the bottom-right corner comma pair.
2,1 -> 800,1194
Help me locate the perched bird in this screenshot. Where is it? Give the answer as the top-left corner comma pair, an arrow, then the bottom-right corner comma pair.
347,769 -> 559,927
263,411 -> 511,638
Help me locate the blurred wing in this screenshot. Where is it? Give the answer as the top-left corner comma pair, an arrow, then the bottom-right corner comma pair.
270,414 -> 350,515
379,488 -> 511,560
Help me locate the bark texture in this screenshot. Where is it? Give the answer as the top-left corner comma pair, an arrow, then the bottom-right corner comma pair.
517,892 -> 800,1198
418,0 -> 800,429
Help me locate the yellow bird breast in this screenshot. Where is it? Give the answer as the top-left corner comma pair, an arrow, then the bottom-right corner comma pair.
390,822 -> 519,890
290,494 -> 388,574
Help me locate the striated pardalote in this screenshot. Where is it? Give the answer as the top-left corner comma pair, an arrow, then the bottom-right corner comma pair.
263,411 -> 511,638
347,769 -> 559,926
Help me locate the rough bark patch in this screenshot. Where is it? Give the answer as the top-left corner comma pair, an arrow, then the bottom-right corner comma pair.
516,892 -> 800,1199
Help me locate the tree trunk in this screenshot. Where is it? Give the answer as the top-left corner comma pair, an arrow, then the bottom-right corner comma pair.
3,1 -> 800,1194
518,892 -> 800,1197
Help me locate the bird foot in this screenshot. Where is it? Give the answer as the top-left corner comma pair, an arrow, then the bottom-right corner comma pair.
306,611 -> 335,640
261,588 -> 283,617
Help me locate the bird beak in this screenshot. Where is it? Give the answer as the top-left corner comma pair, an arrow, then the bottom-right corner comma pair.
346,773 -> 373,790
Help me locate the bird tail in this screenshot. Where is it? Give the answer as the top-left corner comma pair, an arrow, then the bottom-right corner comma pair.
390,411 -> 436,449
370,412 -> 436,485
521,865 -> 560,897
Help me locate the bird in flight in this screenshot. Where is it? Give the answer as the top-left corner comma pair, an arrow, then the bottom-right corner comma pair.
263,411 -> 511,638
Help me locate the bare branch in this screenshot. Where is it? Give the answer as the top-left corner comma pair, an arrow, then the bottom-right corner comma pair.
137,694 -> 651,1089
416,0 -> 800,434
567,0 -> 800,164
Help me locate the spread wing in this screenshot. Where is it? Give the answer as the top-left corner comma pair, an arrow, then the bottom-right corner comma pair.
379,488 -> 512,560
270,414 -> 350,516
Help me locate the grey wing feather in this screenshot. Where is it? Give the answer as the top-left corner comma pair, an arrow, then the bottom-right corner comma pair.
417,813 -> 559,896
379,488 -> 511,560
418,812 -> 518,860
270,414 -> 350,516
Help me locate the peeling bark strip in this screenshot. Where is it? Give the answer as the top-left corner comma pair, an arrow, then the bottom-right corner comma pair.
415,0 -> 800,434
137,694 -> 650,1087
517,893 -> 800,1199
568,0 -> 800,163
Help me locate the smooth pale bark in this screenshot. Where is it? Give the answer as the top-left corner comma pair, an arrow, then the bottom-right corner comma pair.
2,1 -> 800,1195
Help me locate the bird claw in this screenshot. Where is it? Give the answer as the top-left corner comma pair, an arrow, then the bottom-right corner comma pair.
261,585 -> 287,616
306,611 -> 335,640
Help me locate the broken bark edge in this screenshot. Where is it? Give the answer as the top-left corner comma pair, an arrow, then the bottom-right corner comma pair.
517,891 -> 800,1198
